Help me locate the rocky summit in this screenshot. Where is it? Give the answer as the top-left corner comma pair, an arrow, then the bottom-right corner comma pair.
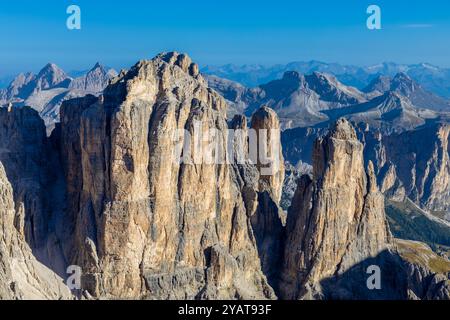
0,52 -> 449,300
280,119 -> 391,299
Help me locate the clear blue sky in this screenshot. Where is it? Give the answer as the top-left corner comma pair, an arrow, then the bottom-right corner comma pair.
0,0 -> 449,74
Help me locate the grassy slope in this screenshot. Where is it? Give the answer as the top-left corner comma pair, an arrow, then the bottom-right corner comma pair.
386,199 -> 450,258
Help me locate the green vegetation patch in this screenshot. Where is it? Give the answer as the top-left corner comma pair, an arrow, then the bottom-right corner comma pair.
386,200 -> 450,248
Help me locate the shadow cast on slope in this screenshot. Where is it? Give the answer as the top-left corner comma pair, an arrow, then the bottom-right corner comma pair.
319,250 -> 432,300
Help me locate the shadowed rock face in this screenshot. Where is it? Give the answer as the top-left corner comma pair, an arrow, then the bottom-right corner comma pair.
356,122 -> 450,221
0,106 -> 50,248
280,118 -> 392,299
60,52 -> 282,299
383,124 -> 450,216
0,163 -> 72,300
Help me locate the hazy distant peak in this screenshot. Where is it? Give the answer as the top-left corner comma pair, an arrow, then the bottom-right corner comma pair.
363,72 -> 419,96
282,70 -> 302,81
38,63 -> 66,77
69,62 -> 117,93
411,62 -> 440,71
392,72 -> 419,90
34,63 -> 71,90
9,72 -> 35,87
307,71 -> 340,85
201,61 -> 450,99
304,72 -> 366,104
363,74 -> 392,93
392,72 -> 413,82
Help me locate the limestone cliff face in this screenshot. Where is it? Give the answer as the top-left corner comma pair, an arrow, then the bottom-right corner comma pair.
60,52 -> 278,299
359,123 -> 450,220
250,106 -> 285,202
383,124 -> 450,219
0,106 -> 50,248
246,107 -> 285,290
0,162 -> 71,300
280,119 -> 392,299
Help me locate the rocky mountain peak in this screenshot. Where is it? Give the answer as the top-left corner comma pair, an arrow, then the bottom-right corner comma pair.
58,52 -> 278,299
33,63 -> 71,91
9,72 -> 35,88
328,117 -> 358,140
391,72 -> 417,93
103,52 -> 210,116
38,63 -> 68,80
2,72 -> 36,100
282,70 -> 304,82
361,71 -> 449,112
1,51 -> 449,300
363,74 -> 392,93
258,71 -> 306,101
305,71 -> 349,91
92,62 -> 103,70
304,72 -> 366,105
308,70 -> 334,81
281,119 -> 391,299
251,105 -> 280,126
87,62 -> 108,76
377,91 -> 418,114
157,51 -> 200,78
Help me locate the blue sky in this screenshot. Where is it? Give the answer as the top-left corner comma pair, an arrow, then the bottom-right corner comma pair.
0,0 -> 449,75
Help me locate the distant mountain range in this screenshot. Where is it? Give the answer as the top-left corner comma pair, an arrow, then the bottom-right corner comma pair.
202,61 -> 450,99
207,68 -> 450,224
0,63 -> 117,127
206,70 -> 450,132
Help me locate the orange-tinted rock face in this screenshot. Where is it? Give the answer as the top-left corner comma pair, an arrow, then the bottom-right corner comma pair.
60,53 -> 282,299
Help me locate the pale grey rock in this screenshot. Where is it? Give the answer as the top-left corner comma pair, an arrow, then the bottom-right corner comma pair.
1,63 -> 117,128
364,73 -> 450,112
69,63 -> 117,93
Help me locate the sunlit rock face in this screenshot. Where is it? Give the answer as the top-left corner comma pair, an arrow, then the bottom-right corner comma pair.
1,51 -> 448,301
60,52 -> 284,299
280,119 -> 391,299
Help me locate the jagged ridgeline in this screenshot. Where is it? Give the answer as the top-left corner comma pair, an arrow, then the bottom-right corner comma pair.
0,52 -> 449,300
